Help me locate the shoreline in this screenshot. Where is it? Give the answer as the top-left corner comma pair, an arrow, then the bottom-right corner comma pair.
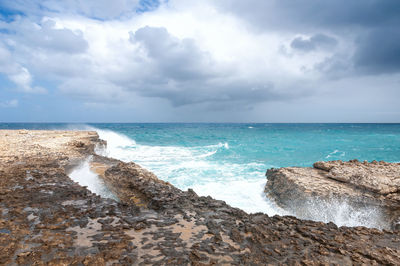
1,130 -> 400,264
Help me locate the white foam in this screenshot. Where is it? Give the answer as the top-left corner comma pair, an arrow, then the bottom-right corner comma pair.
204,142 -> 229,150
192,179 -> 287,215
325,149 -> 346,159
222,142 -> 229,149
197,150 -> 217,158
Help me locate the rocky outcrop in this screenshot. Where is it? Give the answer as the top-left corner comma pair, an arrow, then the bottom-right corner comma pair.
265,160 -> 400,231
0,130 -> 105,173
1,131 -> 400,265
314,160 -> 400,196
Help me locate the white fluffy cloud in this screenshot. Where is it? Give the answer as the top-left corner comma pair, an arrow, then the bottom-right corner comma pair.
0,43 -> 46,93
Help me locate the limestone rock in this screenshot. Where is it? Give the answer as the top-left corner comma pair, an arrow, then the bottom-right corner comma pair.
314,160 -> 400,194
266,160 -> 400,231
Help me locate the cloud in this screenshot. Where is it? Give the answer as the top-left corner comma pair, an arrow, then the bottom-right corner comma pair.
0,43 -> 47,93
314,54 -> 353,79
5,18 -> 88,54
0,0 -> 378,108
48,21 -> 301,108
59,78 -> 127,102
124,26 -> 295,106
291,34 -> 337,52
0,0 -> 399,122
0,17 -> 86,93
0,99 -> 18,108
216,0 -> 400,31
218,0 -> 400,77
130,26 -> 216,82
353,28 -> 400,74
8,66 -> 46,93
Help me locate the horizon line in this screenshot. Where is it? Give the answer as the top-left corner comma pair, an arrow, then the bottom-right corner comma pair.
1,122 -> 400,124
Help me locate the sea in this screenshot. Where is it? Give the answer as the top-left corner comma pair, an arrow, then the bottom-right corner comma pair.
2,123 -> 400,229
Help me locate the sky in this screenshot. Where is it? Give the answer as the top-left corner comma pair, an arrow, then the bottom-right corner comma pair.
0,0 -> 399,122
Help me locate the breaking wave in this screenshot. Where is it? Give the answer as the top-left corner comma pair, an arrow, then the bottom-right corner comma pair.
90,127 -> 283,215
68,125 -> 391,230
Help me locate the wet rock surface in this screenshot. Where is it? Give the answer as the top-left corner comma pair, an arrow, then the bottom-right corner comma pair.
1,131 -> 400,265
266,160 -> 400,231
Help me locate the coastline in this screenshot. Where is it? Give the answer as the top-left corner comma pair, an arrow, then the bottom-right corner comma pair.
1,130 -> 400,264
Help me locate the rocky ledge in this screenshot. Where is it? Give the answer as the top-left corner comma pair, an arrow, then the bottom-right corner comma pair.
1,131 -> 400,265
265,160 -> 400,231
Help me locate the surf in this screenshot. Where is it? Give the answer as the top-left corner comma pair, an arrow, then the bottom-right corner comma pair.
60,123 -> 400,230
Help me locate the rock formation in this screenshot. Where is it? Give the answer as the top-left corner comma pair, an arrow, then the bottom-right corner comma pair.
1,131 -> 400,265
265,160 -> 400,231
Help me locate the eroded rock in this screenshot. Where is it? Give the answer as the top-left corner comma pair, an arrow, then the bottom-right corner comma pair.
1,131 -> 400,265
315,160 -> 400,195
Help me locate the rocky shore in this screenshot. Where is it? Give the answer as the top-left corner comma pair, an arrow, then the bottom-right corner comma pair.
1,130 -> 400,265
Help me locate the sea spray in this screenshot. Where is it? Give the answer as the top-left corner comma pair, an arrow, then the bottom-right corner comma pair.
290,197 -> 389,230
60,123 -> 400,230
69,157 -> 118,201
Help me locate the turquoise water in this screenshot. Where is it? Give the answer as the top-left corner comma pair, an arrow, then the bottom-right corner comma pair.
3,123 -> 399,165
2,123 -> 400,228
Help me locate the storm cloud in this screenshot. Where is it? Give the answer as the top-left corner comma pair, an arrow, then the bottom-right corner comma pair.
291,34 -> 337,52
0,0 -> 399,122
219,0 -> 400,76
217,0 -> 400,30
354,28 -> 400,74
124,26 -> 286,107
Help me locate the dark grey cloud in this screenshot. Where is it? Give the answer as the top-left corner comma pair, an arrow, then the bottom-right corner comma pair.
140,81 -> 278,107
291,34 -> 337,52
314,54 -> 352,79
317,27 -> 400,77
353,27 -> 400,74
218,0 -> 400,30
130,26 -> 216,81
219,0 -> 400,76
